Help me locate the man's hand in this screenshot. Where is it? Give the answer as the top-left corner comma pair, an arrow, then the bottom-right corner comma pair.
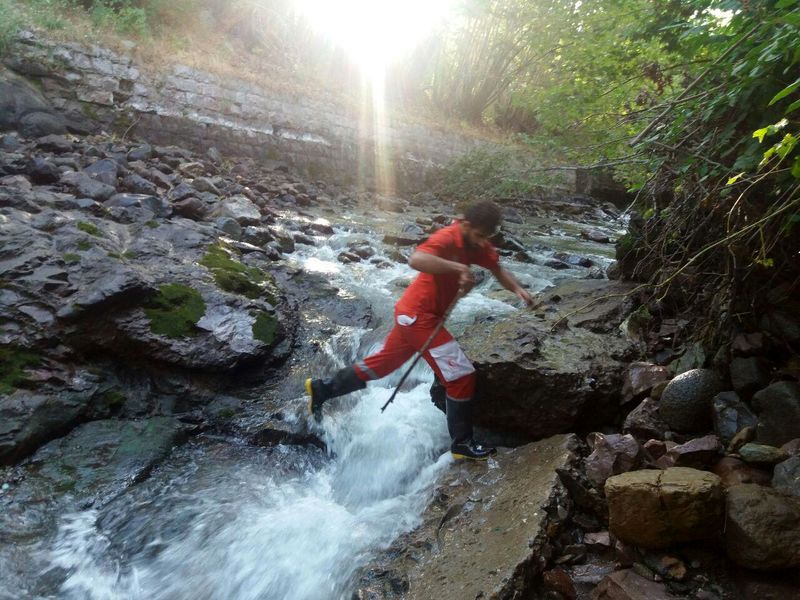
458,264 -> 475,293
515,287 -> 535,307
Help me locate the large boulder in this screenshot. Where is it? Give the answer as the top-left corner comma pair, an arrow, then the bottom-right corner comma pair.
605,467 -> 724,549
773,456 -> 800,497
659,369 -> 724,433
0,67 -> 65,135
752,381 -> 800,446
462,280 -> 637,439
725,484 -> 800,570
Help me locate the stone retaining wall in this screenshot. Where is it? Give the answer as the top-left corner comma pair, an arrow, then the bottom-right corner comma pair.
3,30 -> 518,192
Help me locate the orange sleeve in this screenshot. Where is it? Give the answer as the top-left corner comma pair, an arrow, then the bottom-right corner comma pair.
474,242 -> 500,270
414,226 -> 453,258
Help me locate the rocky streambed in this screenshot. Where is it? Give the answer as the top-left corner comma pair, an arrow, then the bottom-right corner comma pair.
1,110 -> 799,600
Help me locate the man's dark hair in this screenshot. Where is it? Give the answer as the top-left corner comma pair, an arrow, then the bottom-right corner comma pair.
463,201 -> 501,234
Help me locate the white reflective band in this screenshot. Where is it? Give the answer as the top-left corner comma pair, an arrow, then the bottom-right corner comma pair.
428,339 -> 475,382
396,314 -> 417,326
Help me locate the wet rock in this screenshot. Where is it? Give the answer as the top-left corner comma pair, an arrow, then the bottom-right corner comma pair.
545,259 -> 571,270
122,172 -> 157,196
737,443 -> 789,466
711,457 -> 771,488
591,568 -> 678,599
173,196 -> 208,220
729,357 -> 770,400
665,434 -> 721,469
83,158 -> 119,187
725,484 -> 800,570
192,176 -> 221,195
126,143 -> 152,162
215,216 -> 242,238
752,381 -> 800,446
731,332 -> 767,356
773,456 -> 800,496
642,439 -> 675,461
60,170 -> 116,201
659,369 -> 724,433
0,383 -> 96,466
712,391 -> 758,446
727,425 -> 756,453
605,467 -> 724,549
35,134 -> 73,153
293,232 -> 316,246
307,221 -> 334,236
586,433 -> 642,487
337,251 -> 361,264
356,434 -> 578,600
622,362 -> 672,403
463,280 -> 637,439
580,229 -> 611,243
553,252 -> 594,268
783,438 -> 800,456
106,193 -> 171,218
543,568 -> 577,600
606,261 -> 621,280
167,181 -> 196,202
26,157 -> 60,184
241,226 -> 274,247
19,111 -> 66,137
382,233 -> 422,246
214,195 -> 261,226
623,398 -> 668,441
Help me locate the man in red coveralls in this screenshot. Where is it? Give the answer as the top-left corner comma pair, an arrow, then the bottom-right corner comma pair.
305,201 -> 534,460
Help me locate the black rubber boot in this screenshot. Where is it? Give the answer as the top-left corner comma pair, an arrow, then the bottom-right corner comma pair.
305,366 -> 366,421
430,378 -> 446,414
446,397 -> 496,461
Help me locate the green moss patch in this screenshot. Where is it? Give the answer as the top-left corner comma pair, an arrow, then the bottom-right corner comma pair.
200,243 -> 275,300
77,221 -> 104,237
0,346 -> 40,394
252,311 -> 278,345
143,284 -> 206,338
63,253 -> 81,264
76,240 -> 94,251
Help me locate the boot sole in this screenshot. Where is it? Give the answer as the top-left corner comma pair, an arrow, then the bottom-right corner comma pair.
451,452 -> 493,461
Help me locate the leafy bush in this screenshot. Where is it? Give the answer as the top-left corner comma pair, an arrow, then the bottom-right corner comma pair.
0,0 -> 22,56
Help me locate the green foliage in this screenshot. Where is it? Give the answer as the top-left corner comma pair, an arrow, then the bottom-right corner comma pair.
0,346 -> 39,394
145,220 -> 159,228
77,221 -> 103,237
200,243 -> 276,301
438,147 -> 571,202
88,0 -> 149,36
63,253 -> 81,264
252,311 -> 278,345
0,1 -> 22,56
143,283 -> 206,338
76,240 -> 93,251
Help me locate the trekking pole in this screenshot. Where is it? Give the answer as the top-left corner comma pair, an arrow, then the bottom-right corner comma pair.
380,291 -> 464,413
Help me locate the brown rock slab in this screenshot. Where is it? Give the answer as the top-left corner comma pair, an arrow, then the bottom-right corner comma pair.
591,568 -> 678,600
356,434 -> 579,600
725,484 -> 800,570
605,467 -> 724,549
711,457 -> 771,488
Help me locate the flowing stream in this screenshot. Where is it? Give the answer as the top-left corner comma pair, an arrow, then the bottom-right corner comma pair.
33,212 -> 617,600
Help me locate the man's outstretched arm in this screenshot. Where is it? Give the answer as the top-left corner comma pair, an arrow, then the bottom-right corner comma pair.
490,266 -> 536,306
409,251 -> 474,291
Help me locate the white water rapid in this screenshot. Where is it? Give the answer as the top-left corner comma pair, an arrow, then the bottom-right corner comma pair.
40,217 -> 613,600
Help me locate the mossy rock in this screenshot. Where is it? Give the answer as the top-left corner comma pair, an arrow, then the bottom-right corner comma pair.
200,243 -> 277,302
252,311 -> 278,345
143,284 -> 206,338
77,221 -> 104,237
0,346 -> 39,394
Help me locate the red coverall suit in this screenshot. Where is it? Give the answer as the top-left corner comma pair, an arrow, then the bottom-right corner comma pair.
351,221 -> 499,401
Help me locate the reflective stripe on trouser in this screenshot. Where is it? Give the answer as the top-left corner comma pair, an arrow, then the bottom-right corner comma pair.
352,310 -> 476,400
